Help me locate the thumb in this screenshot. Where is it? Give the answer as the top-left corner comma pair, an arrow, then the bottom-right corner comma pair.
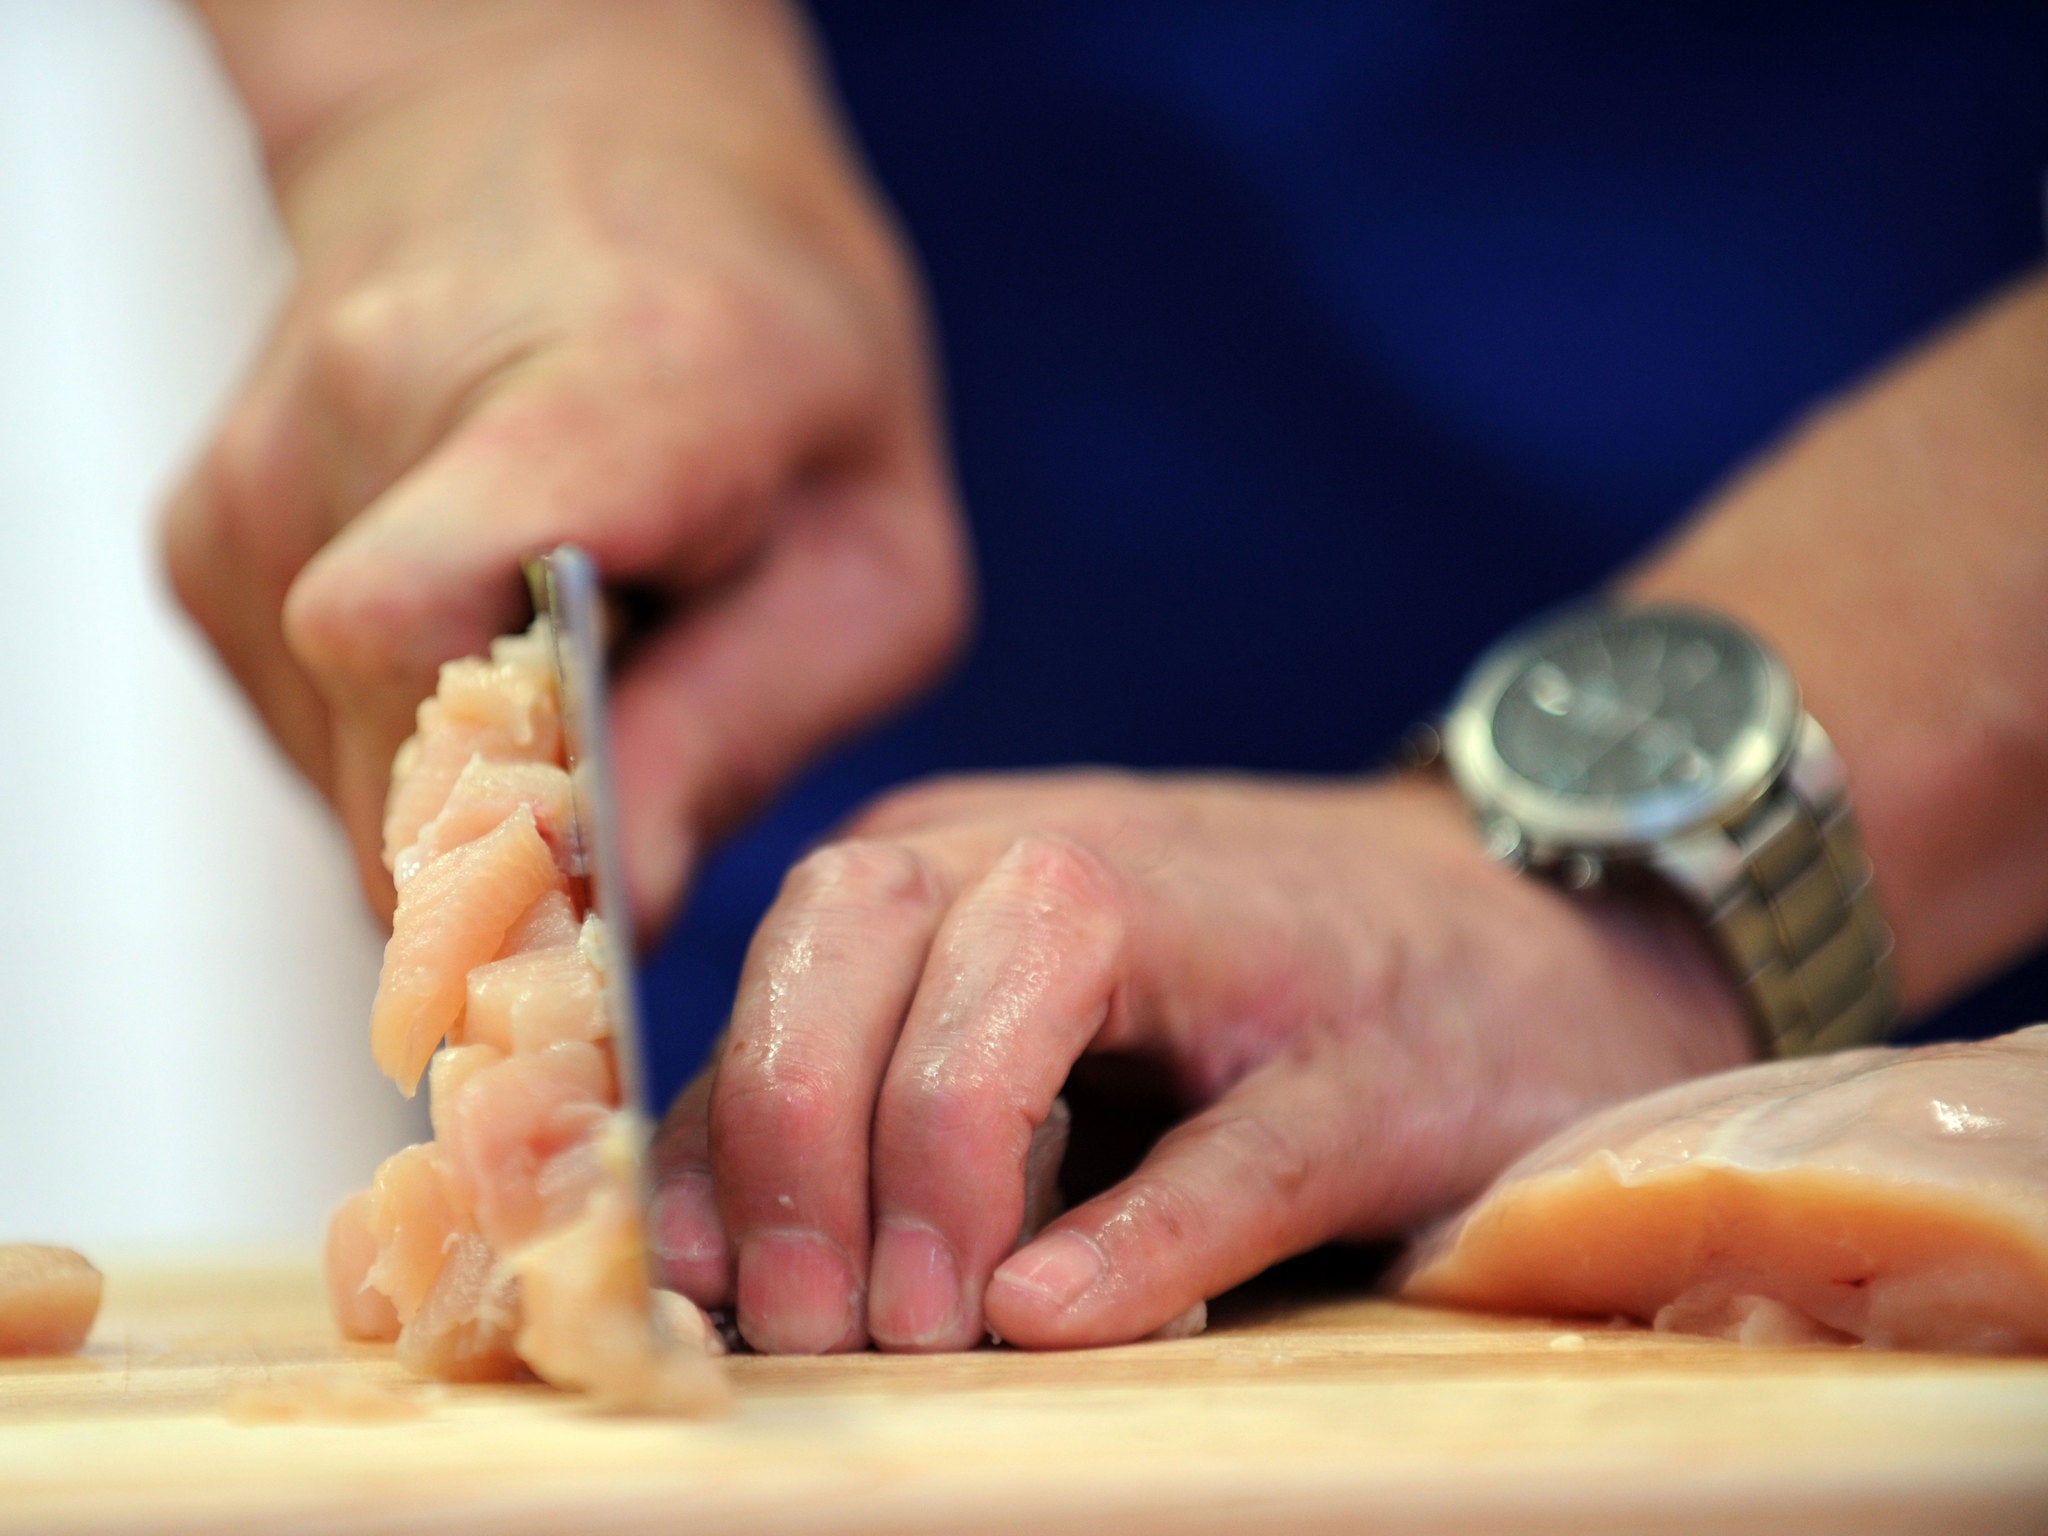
983,1059 -> 1397,1349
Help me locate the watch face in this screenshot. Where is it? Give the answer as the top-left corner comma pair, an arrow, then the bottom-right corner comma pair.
1490,612 -> 1757,798
1445,605 -> 1799,849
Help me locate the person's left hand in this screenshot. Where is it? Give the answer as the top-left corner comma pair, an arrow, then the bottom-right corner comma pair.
650,770 -> 1753,1353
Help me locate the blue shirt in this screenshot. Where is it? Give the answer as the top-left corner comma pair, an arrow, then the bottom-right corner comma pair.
641,2 -> 2048,1097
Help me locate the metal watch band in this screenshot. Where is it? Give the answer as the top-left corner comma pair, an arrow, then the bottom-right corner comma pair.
1649,716 -> 1900,1057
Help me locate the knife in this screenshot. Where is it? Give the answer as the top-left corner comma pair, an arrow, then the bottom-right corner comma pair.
522,545 -> 660,1249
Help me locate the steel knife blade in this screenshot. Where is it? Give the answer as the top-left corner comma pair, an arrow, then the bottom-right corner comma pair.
522,546 -> 660,1214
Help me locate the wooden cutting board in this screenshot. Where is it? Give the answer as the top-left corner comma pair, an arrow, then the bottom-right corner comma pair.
2,1262 -> 2045,1535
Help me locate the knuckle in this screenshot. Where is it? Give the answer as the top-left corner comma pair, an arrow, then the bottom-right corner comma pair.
597,263 -> 759,382
159,403 -> 303,626
1116,1171 -> 1208,1254
861,484 -> 975,682
309,281 -> 414,410
202,407 -> 292,558
997,833 -> 1122,928
879,1046 -> 1023,1159
1203,1111 -> 1317,1204
278,557 -> 371,680
778,838 -> 934,917
901,519 -> 974,679
279,549 -> 432,689
710,1045 -> 841,1158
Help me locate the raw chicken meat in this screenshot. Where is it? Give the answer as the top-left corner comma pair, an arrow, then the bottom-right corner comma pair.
1400,1025 -> 2048,1353
323,1194 -> 399,1342
380,629 -> 561,873
0,1244 -> 102,1356
327,618 -> 727,1411
459,929 -> 611,1054
372,806 -> 565,1094
393,758 -> 578,888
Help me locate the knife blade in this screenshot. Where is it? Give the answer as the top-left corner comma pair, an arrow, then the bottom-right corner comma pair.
522,546 -> 661,1248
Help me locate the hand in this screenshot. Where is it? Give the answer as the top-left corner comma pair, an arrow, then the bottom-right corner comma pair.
649,771 -> 1753,1353
163,1 -> 968,929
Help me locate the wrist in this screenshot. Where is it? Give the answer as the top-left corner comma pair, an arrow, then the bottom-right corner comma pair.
1346,771 -> 1752,1211
193,0 -> 811,179
1383,770 -> 1753,1068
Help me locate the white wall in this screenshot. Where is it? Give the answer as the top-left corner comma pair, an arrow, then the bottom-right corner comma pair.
0,0 -> 421,1253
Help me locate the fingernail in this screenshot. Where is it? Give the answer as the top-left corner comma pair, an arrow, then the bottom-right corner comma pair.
736,1229 -> 859,1354
989,1231 -> 1104,1313
868,1219 -> 964,1349
648,1172 -> 727,1290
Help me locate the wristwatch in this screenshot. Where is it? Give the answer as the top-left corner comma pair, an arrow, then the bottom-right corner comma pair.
1428,601 -> 1900,1057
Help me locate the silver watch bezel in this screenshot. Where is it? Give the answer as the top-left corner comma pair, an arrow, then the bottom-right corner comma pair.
1442,603 -> 1802,855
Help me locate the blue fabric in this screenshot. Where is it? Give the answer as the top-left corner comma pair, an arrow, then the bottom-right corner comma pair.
641,3 -> 2048,1098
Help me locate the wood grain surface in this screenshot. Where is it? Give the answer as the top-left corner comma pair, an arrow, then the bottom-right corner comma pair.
2,1262 -> 2045,1535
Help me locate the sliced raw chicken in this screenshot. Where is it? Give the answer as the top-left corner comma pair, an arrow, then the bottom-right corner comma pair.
510,1120 -> 729,1410
436,1042 -> 615,1252
461,930 -> 611,1054
372,805 -> 565,1094
324,1193 -> 400,1343
427,1043 -> 509,1138
1400,1024 -> 2048,1353
498,889 -> 582,957
393,758 -> 579,889
363,1143 -> 471,1322
0,1244 -> 102,1356
381,626 -> 562,873
330,616 -> 727,1410
395,1231 -> 522,1383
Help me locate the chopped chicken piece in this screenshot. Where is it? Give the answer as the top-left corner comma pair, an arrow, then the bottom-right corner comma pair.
498,889 -> 582,957
324,1192 -> 400,1342
395,758 -> 579,889
0,1245 -> 102,1356
427,1044 -> 509,1139
436,1042 -> 615,1252
364,1143 -> 472,1322
394,1232 -> 522,1383
510,1121 -> 731,1411
381,626 -> 563,872
1400,1024 -> 2048,1353
330,616 -> 727,1410
372,805 -> 565,1095
461,932 -> 611,1054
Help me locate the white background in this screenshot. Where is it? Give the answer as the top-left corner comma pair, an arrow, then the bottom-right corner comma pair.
0,0 -> 421,1254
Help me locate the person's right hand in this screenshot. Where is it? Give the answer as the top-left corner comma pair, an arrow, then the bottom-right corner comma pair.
164,0 -> 968,931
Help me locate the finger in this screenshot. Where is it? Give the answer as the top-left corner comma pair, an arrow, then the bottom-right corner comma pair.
984,1062 -> 1370,1350
609,443 -> 969,936
648,1067 -> 731,1306
866,835 -> 1132,1352
706,838 -> 950,1354
1019,1095 -> 1072,1246
158,327 -> 335,789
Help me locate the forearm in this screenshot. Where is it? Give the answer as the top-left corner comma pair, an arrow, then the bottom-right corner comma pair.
1627,269 -> 2048,1012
